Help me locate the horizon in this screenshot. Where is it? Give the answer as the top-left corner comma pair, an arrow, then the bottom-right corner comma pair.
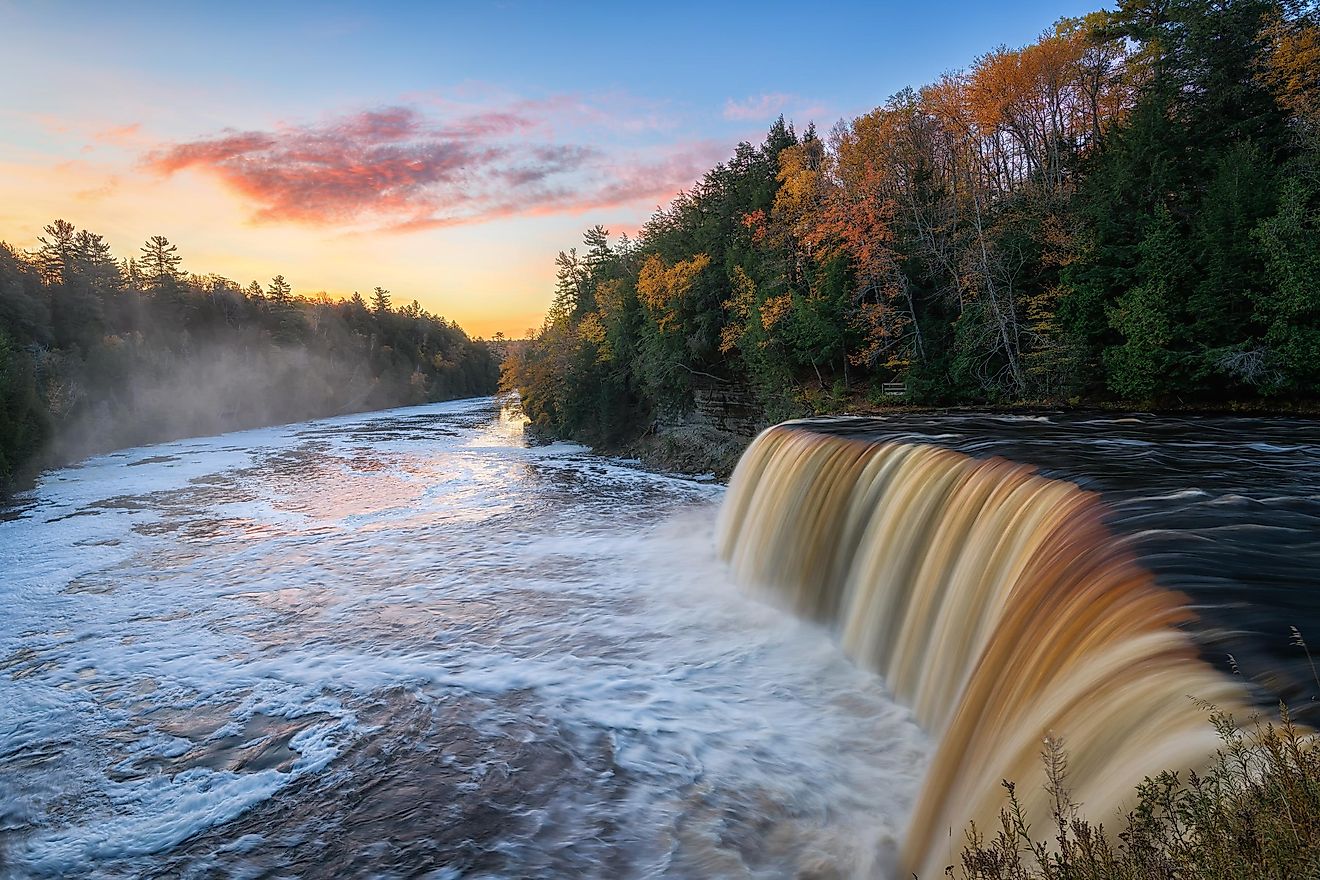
1,0 -> 1098,338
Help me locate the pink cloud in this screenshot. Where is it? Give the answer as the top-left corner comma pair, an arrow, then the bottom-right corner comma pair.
723,93 -> 793,121
722,93 -> 833,129
388,142 -> 727,233
145,103 -> 715,230
413,89 -> 681,137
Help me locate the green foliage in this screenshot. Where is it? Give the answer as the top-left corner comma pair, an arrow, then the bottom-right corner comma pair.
1252,177 -> 1320,390
0,231 -> 499,494
0,328 -> 49,487
1102,207 -> 1180,398
509,0 -> 1320,450
1066,0 -> 1305,403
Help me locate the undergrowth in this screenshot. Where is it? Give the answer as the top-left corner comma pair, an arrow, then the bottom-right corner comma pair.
955,631 -> 1320,880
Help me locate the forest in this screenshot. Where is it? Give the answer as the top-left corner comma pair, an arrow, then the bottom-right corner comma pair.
505,0 -> 1320,450
0,224 -> 500,493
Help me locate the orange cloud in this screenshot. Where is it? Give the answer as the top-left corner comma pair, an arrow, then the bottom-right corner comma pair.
93,123 -> 146,146
145,104 -> 717,231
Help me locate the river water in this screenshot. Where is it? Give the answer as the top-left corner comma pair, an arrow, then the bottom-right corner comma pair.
0,398 -> 925,879
799,411 -> 1320,716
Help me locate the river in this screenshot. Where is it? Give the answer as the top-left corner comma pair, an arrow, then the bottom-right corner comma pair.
4,399 -> 1318,879
0,398 -> 924,879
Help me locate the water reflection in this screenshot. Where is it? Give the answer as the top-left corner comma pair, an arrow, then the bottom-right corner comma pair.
0,398 -> 921,879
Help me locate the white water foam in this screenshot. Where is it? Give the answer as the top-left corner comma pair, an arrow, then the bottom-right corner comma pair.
1,398 -> 927,878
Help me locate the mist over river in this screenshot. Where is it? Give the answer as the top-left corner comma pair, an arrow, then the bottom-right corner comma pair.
3,398 -> 1318,879
0,398 -> 925,879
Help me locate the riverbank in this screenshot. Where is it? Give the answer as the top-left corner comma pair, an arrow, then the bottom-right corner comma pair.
570,393 -> 1320,483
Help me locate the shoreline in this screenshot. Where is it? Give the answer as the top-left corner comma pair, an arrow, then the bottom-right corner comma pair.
579,397 -> 1320,482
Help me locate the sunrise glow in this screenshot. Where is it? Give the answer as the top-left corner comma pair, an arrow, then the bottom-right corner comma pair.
0,0 -> 1095,337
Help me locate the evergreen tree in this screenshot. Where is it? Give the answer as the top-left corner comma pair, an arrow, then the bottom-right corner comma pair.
74,230 -> 122,295
1065,0 -> 1297,399
139,235 -> 183,288
35,220 -> 77,285
267,275 -> 292,304
0,226 -> 500,494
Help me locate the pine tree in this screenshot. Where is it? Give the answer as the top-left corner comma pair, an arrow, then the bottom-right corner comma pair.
1065,0 -> 1295,399
35,220 -> 77,285
74,230 -> 122,295
139,235 -> 183,288
583,225 -> 612,274
547,249 -> 586,325
370,286 -> 392,314
267,275 -> 292,305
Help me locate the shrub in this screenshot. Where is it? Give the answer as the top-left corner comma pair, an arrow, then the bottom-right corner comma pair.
956,704 -> 1320,879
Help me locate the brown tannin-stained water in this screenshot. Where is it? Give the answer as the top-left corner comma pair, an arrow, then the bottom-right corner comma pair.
3,401 -> 1318,878
719,413 -> 1320,878
0,399 -> 923,879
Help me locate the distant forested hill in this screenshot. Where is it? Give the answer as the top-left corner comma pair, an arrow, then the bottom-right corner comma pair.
0,225 -> 499,492
505,0 -> 1320,448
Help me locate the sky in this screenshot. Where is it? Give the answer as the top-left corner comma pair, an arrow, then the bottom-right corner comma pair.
0,0 -> 1100,338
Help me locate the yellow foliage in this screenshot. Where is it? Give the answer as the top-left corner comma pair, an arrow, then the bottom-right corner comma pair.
772,141 -> 827,242
595,279 -> 625,321
637,253 -> 710,333
848,300 -> 910,368
759,293 -> 794,332
578,312 -> 606,344
1261,15 -> 1320,125
577,312 -> 613,363
719,266 -> 758,354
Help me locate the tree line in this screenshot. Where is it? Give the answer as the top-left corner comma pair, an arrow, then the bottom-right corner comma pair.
505,0 -> 1320,447
0,223 -> 499,492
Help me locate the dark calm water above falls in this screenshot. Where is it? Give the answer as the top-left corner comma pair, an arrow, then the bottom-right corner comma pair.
2,400 -> 1318,879
0,399 -> 924,879
798,411 -> 1320,716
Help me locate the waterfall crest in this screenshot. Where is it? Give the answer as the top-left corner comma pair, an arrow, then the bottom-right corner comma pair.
716,425 -> 1251,877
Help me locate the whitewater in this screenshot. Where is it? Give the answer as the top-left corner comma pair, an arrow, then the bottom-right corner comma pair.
0,397 -> 926,879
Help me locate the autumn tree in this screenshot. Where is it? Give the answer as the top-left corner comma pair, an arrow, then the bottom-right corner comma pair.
507,3 -> 1320,449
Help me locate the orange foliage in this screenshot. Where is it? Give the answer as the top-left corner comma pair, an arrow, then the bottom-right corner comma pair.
1261,13 -> 1320,125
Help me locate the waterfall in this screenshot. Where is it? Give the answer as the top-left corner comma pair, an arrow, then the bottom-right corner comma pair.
716,424 -> 1251,878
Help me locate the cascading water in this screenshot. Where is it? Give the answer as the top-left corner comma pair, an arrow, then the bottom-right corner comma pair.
7,402 -> 1315,878
717,424 -> 1254,878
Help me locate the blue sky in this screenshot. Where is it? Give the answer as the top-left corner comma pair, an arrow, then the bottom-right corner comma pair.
0,0 -> 1102,336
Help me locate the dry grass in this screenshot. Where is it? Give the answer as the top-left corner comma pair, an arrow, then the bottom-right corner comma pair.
954,635 -> 1320,880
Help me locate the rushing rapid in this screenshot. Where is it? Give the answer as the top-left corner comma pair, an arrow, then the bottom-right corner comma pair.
718,427 -> 1254,877
4,400 -> 1318,879
0,399 -> 926,879
717,411 -> 1320,876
